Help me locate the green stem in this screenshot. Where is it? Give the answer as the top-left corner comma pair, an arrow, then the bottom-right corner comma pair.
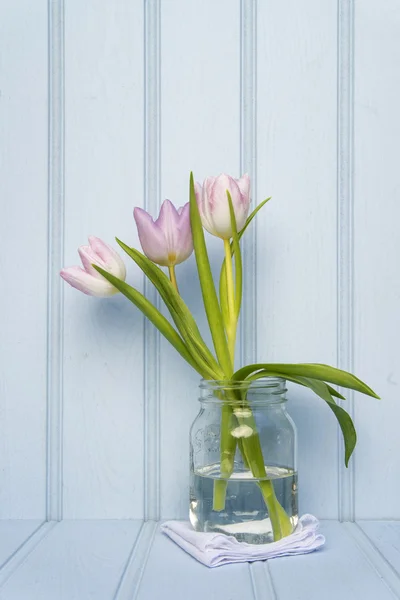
213,401 -> 237,511
237,437 -> 250,469
223,238 -> 235,323
213,240 -> 238,511
234,409 -> 293,540
213,397 -> 292,539
168,265 -> 179,293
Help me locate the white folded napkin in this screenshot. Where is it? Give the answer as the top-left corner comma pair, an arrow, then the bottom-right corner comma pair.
161,514 -> 325,568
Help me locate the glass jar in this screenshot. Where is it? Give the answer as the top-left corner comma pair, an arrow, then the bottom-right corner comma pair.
189,378 -> 298,544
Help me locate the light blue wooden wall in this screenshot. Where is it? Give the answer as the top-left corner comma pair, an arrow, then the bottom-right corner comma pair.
0,0 -> 398,521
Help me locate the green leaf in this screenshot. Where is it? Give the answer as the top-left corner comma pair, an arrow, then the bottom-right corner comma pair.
189,173 -> 232,376
92,265 -> 207,377
326,385 -> 346,400
115,239 -> 223,380
233,363 -> 380,399
219,197 -> 271,315
238,197 -> 272,241
226,191 -> 242,319
244,370 -> 356,465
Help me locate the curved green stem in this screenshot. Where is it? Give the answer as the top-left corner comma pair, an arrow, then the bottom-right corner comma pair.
168,265 -> 179,293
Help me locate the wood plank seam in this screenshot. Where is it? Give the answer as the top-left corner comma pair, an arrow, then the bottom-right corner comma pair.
240,0 -> 258,366
46,0 -> 65,522
344,523 -> 400,599
113,521 -> 157,600
249,561 -> 278,600
337,0 -> 355,522
0,521 -> 57,590
144,0 -> 161,522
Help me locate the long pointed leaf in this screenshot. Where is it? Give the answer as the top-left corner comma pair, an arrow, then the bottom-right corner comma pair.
189,173 -> 232,376
219,197 -> 271,310
245,370 -> 356,465
233,363 -> 380,398
92,266 -> 207,377
116,239 -> 223,379
238,196 -> 271,241
227,191 -> 242,319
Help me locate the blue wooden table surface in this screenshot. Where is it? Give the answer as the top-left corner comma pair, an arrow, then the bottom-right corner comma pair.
0,520 -> 399,599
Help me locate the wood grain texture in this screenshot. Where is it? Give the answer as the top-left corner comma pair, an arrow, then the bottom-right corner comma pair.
0,521 -> 43,568
0,0 -> 48,518
62,0 -> 145,518
353,0 -> 400,519
0,521 -> 142,600
159,0 -> 241,519
256,0 -> 339,518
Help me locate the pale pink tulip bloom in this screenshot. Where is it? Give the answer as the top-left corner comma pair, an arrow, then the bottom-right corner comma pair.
134,199 -> 193,267
197,173 -> 251,239
60,236 -> 126,297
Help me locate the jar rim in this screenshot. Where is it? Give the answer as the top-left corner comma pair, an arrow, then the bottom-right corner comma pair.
199,377 -> 287,404
199,377 -> 286,391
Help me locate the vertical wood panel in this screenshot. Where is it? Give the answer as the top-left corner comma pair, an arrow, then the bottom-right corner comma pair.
337,0 -> 355,521
143,0 -> 161,521
47,0 -> 65,521
160,0 -> 241,519
353,0 -> 400,518
63,0 -> 145,517
0,1 -> 48,517
257,0 -> 339,517
240,0 -> 258,366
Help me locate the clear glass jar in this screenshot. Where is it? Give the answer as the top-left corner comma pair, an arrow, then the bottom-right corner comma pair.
189,378 -> 298,544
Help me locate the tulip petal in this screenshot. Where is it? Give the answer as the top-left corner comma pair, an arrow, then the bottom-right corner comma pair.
134,207 -> 169,266
156,199 -> 181,261
174,203 -> 193,264
78,245 -> 106,278
60,266 -> 118,297
199,177 -> 217,235
88,236 -> 127,280
212,175 -> 243,237
237,173 -> 251,201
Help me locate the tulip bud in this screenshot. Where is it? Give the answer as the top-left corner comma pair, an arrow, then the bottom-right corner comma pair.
133,199 -> 193,267
60,236 -> 126,297
197,173 -> 251,239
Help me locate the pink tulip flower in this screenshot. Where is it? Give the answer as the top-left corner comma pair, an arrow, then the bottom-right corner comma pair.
60,236 -> 126,297
133,200 -> 193,267
196,173 -> 251,239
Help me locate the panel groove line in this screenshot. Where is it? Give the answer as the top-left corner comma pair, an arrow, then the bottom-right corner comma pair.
46,0 -> 65,522
0,522 -> 57,590
249,561 -> 277,600
345,523 -> 400,599
240,0 -> 257,366
144,0 -> 161,521
113,521 -> 157,600
337,0 -> 355,522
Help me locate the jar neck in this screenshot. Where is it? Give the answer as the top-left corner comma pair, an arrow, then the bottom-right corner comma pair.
199,377 -> 287,406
